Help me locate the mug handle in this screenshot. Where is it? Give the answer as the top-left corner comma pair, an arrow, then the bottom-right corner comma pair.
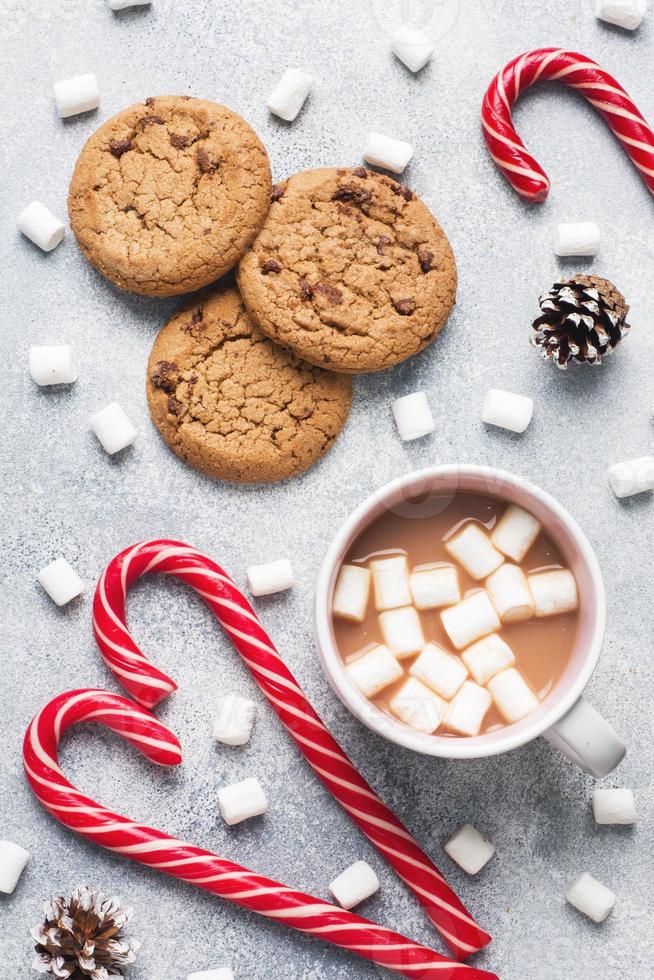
543,696 -> 626,777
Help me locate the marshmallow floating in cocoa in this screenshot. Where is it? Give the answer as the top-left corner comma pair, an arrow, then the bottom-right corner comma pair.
389,676 -> 446,733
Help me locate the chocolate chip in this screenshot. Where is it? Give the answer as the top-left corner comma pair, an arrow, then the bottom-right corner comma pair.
271,183 -> 285,202
109,139 -> 132,158
394,298 -> 417,316
140,114 -> 165,128
299,278 -> 314,300
314,282 -> 343,305
167,396 -> 183,417
261,259 -> 282,275
332,183 -> 373,210
376,234 -> 391,255
191,309 -> 203,324
145,97 -> 156,107
170,133 -> 191,149
417,247 -> 434,273
197,148 -> 219,173
353,167 -> 368,178
151,360 -> 179,392
391,182 -> 413,201
398,238 -> 417,251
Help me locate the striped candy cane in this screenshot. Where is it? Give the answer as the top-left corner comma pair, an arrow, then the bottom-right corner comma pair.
24,690 -> 497,980
482,48 -> 654,202
92,540 -> 490,961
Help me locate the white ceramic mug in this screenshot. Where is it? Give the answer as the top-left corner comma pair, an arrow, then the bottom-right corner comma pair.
315,464 -> 626,777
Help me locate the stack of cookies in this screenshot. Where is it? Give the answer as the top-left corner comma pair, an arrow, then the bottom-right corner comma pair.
69,97 -> 457,483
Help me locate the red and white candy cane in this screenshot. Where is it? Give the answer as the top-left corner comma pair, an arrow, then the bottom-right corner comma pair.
92,539 -> 490,961
482,48 -> 654,202
24,690 -> 497,980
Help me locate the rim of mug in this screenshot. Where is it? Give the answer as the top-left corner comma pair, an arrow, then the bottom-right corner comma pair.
314,464 -> 607,759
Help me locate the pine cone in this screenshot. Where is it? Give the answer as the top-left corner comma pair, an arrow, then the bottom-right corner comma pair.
531,274 -> 630,369
32,886 -> 140,979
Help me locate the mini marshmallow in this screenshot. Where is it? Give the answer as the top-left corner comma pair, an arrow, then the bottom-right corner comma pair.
487,668 -> 539,724
266,68 -> 313,121
391,391 -> 434,441
370,555 -> 412,610
566,872 -> 616,923
389,676 -> 447,733
444,681 -> 492,737
53,73 -> 100,118
363,132 -> 414,175
333,564 -> 371,623
554,221 -> 601,257
482,388 -> 533,434
345,644 -> 403,699
461,634 -> 515,686
410,643 -> 468,700
390,24 -> 435,73
444,824 -> 495,875
607,456 -> 654,498
491,504 -> 541,562
217,777 -> 268,826
379,606 -> 425,659
592,788 -> 637,825
0,840 -> 29,894
595,0 -> 647,30
247,559 -> 295,596
486,564 -> 534,623
441,590 -> 501,650
445,523 -> 504,581
528,569 -> 578,617
107,0 -> 152,9
410,565 -> 460,609
17,201 -> 65,252
329,860 -> 380,910
90,402 -> 137,455
212,694 -> 256,747
37,557 -> 84,607
29,345 -> 77,386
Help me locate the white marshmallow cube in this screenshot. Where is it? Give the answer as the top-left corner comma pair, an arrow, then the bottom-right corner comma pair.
482,388 -> 533,434
566,872 -> 616,923
37,557 -> 84,607
592,788 -> 637,825
461,634 -> 515,686
29,345 -> 77,386
391,391 -> 434,441
0,840 -> 30,894
410,565 -> 460,609
554,221 -> 601,257
491,504 -> 541,562
444,680 -> 492,737
17,201 -> 65,252
267,68 -> 313,122
528,569 -> 578,617
487,668 -> 539,724
333,564 -> 371,623
107,0 -> 152,9
363,132 -> 414,175
445,523 -> 504,581
444,824 -> 495,875
370,555 -> 411,610
217,777 -> 268,826
389,676 -> 447,733
441,590 -> 501,650
607,456 -> 654,498
390,24 -> 434,73
346,644 -> 403,699
379,606 -> 425,659
329,860 -> 380,910
90,402 -> 137,455
486,564 -> 534,623
53,73 -> 100,118
247,559 -> 295,596
410,643 -> 468,700
595,0 -> 647,30
212,694 -> 256,747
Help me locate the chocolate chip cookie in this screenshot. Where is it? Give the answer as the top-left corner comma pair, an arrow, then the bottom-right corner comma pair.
69,97 -> 271,297
147,283 -> 352,483
237,167 -> 457,373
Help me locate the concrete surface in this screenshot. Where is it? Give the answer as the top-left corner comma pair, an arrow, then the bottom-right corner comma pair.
1,1 -> 653,977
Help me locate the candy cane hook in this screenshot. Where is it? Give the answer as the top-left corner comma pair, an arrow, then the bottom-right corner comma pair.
92,539 -> 490,961
24,690 -> 498,980
482,48 -> 654,202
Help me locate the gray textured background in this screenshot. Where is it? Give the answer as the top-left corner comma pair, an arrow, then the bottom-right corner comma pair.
1,1 -> 653,977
